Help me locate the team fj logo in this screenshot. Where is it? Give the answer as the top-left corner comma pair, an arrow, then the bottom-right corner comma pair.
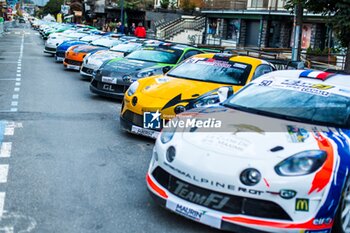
143,110 -> 161,129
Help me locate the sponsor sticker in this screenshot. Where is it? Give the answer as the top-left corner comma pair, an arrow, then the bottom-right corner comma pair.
102,76 -> 117,84
166,200 -> 221,228
287,125 -> 309,143
305,230 -> 331,233
55,56 -> 64,62
67,65 -> 80,70
131,125 -> 159,139
295,198 -> 309,211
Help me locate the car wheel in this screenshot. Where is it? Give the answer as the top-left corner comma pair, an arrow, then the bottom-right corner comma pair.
333,177 -> 350,233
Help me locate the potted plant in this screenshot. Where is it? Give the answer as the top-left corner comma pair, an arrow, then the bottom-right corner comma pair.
306,47 -> 337,65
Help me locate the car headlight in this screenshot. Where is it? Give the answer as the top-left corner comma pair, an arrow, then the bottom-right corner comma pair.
275,150 -> 327,176
127,81 -> 139,96
193,93 -> 220,108
160,121 -> 177,144
136,69 -> 156,79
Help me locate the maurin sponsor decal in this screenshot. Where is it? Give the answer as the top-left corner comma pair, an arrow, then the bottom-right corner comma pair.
175,204 -> 206,221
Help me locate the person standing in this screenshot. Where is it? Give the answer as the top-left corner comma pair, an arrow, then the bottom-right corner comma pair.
134,22 -> 146,38
130,23 -> 136,35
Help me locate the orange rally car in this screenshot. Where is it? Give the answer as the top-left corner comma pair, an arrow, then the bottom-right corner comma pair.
63,37 -> 121,71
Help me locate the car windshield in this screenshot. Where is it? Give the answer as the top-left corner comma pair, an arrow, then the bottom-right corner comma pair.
126,48 -> 182,64
167,57 -> 252,85
225,80 -> 350,128
110,44 -> 141,53
80,35 -> 100,42
91,38 -> 120,48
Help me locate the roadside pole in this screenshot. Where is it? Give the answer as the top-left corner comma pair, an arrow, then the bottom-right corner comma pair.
291,1 -> 303,61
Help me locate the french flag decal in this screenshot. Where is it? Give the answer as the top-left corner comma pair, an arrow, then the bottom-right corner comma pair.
300,70 -> 334,81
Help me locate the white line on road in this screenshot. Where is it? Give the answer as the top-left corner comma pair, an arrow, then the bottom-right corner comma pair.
0,193 -> 6,218
10,108 -> 17,112
0,226 -> 14,233
11,102 -> 18,107
15,78 -> 21,81
0,79 -> 18,81
12,94 -> 19,99
0,142 -> 12,158
15,82 -> 20,86
14,87 -> 20,92
0,165 -> 9,183
4,127 -> 14,136
16,74 -> 21,77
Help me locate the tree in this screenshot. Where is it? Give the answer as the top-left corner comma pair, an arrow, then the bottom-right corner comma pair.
286,0 -> 350,72
43,0 -> 64,16
160,0 -> 170,9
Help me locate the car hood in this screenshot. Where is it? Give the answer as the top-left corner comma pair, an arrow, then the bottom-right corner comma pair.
102,59 -> 159,77
178,106 -> 324,160
73,45 -> 106,54
57,41 -> 87,51
140,76 -> 222,100
87,50 -> 124,65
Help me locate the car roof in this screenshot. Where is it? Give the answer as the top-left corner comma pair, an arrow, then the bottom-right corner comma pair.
254,69 -> 350,88
191,53 -> 267,65
144,42 -> 195,51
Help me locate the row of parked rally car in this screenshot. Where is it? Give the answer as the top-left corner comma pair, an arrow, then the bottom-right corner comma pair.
31,19 -> 350,233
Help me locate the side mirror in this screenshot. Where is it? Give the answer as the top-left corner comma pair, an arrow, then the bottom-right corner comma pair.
218,86 -> 234,103
162,66 -> 171,74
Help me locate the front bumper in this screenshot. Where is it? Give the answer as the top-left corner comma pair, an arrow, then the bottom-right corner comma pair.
89,82 -> 124,99
80,66 -> 95,77
120,115 -> 159,139
147,171 -> 332,233
64,58 -> 82,71
55,51 -> 65,62
44,46 -> 56,54
89,79 -> 127,99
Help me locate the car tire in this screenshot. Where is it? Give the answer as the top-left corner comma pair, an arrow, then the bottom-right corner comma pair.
333,176 -> 350,233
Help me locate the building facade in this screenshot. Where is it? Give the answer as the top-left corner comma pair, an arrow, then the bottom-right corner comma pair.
202,0 -> 330,50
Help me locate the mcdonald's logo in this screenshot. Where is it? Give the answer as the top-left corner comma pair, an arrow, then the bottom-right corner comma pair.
295,198 -> 309,211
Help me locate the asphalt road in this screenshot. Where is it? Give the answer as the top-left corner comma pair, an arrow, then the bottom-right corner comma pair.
0,23 -> 223,233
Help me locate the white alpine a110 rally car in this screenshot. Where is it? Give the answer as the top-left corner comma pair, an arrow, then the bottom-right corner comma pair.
147,69 -> 350,233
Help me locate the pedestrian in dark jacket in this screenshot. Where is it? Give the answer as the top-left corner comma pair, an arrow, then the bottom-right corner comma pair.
134,23 -> 146,38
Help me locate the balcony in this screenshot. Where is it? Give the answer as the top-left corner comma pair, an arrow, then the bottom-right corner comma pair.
247,0 -> 287,10
202,0 -> 247,10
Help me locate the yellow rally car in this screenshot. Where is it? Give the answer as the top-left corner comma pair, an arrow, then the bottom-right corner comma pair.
120,53 -> 275,138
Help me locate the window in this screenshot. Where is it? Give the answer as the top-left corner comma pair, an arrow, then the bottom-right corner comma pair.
252,65 -> 274,80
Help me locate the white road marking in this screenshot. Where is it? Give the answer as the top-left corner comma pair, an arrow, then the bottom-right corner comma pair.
0,193 -> 6,218
15,82 -> 20,86
14,87 -> 20,92
0,79 -> 18,81
17,63 -> 21,67
16,70 -> 20,73
11,102 -> 18,107
12,94 -> 19,99
4,127 -> 14,136
16,74 -> 21,77
0,142 -> 12,158
0,226 -> 14,233
10,108 -> 17,112
0,165 -> 9,183
14,32 -> 20,35
16,78 -> 21,81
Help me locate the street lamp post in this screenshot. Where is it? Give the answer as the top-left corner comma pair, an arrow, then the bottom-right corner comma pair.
291,2 -> 303,61
120,0 -> 124,33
